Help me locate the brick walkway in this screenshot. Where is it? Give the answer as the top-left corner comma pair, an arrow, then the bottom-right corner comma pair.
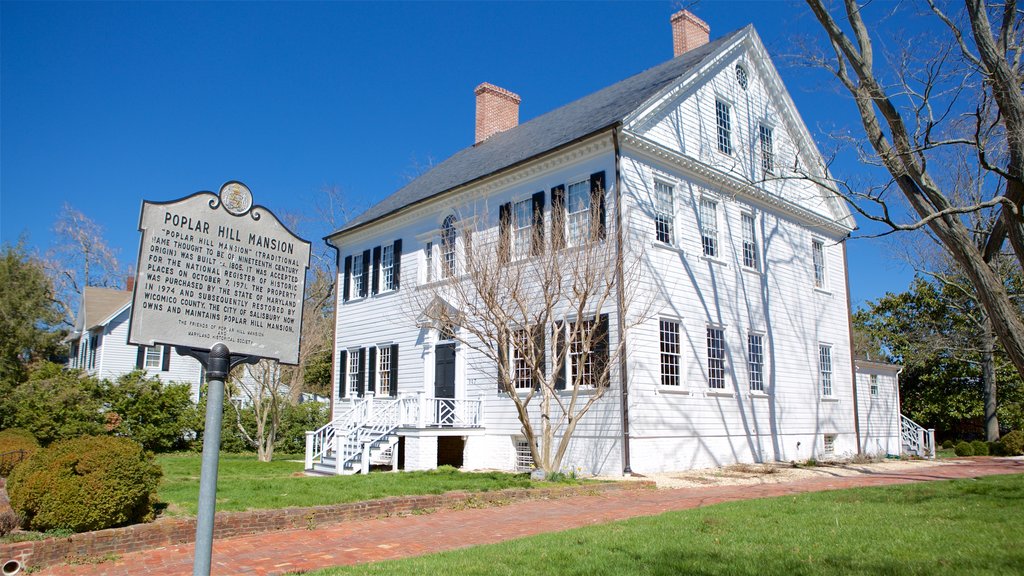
27,458 -> 1024,576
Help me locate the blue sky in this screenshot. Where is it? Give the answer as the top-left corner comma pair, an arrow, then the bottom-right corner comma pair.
1,1 -> 918,309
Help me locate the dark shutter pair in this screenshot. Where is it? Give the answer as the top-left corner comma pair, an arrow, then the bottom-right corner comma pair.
134,345 -> 171,371
496,327 -> 546,393
344,240 -> 404,301
337,348 -> 366,397
550,171 -> 606,248
553,314 -> 609,390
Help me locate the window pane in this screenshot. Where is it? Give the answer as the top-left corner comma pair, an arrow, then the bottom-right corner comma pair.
707,328 -> 725,389
382,245 -> 395,291
742,213 -> 758,269
819,345 -> 832,396
812,240 -> 826,288
145,346 -> 162,369
654,181 -> 674,244
700,199 -> 718,257
352,253 -> 364,295
660,319 -> 680,387
748,334 -> 764,391
567,180 -> 591,246
759,125 -> 774,173
513,199 -> 533,259
512,329 -> 532,390
378,346 -> 391,396
716,100 -> 732,155
348,352 -> 360,397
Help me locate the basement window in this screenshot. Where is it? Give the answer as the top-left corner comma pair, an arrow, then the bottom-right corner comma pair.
514,437 -> 534,472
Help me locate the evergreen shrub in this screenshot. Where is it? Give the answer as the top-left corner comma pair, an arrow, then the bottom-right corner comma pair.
953,441 -> 974,457
970,440 -> 989,456
7,435 -> 161,532
941,439 -> 954,449
1000,430 -> 1023,456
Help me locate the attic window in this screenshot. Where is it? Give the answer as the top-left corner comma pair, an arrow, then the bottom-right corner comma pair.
735,64 -> 748,90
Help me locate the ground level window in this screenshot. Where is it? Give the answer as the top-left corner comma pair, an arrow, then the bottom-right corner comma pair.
348,350 -> 361,397
748,334 -> 764,392
377,346 -> 392,396
145,346 -> 162,369
819,345 -> 833,397
514,437 -> 534,472
823,434 -> 836,455
707,327 -> 725,389
660,319 -> 681,387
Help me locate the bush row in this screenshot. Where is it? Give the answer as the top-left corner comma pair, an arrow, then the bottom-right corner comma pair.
947,430 -> 1023,457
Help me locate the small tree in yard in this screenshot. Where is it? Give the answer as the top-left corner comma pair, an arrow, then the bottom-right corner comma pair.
411,193 -> 643,476
229,359 -> 287,462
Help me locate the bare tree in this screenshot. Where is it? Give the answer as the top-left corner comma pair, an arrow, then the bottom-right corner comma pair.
803,0 -> 1024,386
229,359 -> 287,462
45,203 -> 124,325
410,198 -> 645,475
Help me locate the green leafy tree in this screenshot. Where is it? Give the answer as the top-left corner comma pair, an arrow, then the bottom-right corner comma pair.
6,362 -> 105,446
102,372 -> 197,452
0,242 -> 64,384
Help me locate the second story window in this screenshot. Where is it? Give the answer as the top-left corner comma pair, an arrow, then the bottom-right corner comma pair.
352,253 -> 365,296
566,179 -> 591,246
424,241 -> 434,283
742,213 -> 758,270
819,345 -> 833,397
700,198 -> 718,258
513,198 -> 533,259
716,99 -> 732,155
870,374 -> 879,397
759,125 -> 774,173
812,240 -> 826,288
381,244 -> 395,291
654,181 -> 674,244
441,215 -> 457,279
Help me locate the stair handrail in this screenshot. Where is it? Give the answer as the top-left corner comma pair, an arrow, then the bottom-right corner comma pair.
307,399 -> 369,465
901,414 -> 935,459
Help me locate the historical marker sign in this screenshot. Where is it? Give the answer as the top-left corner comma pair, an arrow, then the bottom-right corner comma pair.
128,181 -> 310,364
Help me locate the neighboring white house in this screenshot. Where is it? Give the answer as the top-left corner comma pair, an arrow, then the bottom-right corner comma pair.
67,286 -> 206,400
312,11 -> 908,476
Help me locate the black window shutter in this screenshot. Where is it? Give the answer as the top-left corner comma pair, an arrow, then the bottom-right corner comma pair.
531,191 -> 545,256
360,249 -> 371,298
368,347 -> 377,394
162,345 -> 171,371
498,202 -> 512,263
356,348 -> 366,396
551,185 -> 566,250
554,321 -> 566,390
338,349 -> 348,398
596,314 -> 610,387
497,330 -> 509,393
136,346 -> 145,370
590,171 -> 607,240
371,246 -> 382,295
392,239 -> 402,290
343,256 -> 352,302
390,343 -> 399,396
532,324 -> 546,390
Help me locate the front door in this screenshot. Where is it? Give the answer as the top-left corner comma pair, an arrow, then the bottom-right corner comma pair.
434,343 -> 457,426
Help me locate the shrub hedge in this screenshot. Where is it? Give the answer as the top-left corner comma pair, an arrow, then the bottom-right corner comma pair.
7,435 -> 161,532
999,430 -> 1023,456
970,439 -> 989,456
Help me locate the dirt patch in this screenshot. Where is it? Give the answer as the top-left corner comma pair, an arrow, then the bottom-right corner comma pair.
600,458 -> 961,489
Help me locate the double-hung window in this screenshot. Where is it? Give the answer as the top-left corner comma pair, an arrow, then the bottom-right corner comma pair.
707,327 -> 725,389
870,374 -> 879,397
742,213 -> 758,270
381,244 -> 395,291
748,334 -> 764,392
819,345 -> 833,397
812,240 -> 826,288
441,216 -> 457,279
424,241 -> 434,283
569,320 -> 597,388
759,125 -> 774,173
377,345 -> 392,396
660,319 -> 681,387
513,199 -> 533,259
348,350 -> 361,397
654,181 -> 674,244
716,99 -> 733,155
700,198 -> 718,258
145,346 -> 163,369
566,180 -> 591,246
512,329 -> 533,390
352,253 -> 365,296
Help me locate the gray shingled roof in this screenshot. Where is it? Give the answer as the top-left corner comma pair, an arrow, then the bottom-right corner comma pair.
332,28 -> 746,237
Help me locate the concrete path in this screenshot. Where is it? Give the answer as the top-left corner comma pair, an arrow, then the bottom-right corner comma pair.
31,458 -> 1024,576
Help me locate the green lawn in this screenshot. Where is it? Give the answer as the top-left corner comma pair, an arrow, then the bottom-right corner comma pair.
155,453 -> 537,516
311,474 -> 1024,576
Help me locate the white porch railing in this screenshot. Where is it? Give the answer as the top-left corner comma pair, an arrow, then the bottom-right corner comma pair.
901,414 -> 936,459
397,393 -> 483,428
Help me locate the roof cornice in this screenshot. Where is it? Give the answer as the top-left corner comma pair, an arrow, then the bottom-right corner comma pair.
621,131 -> 853,237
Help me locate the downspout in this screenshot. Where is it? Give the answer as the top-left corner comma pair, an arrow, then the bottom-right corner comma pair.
325,235 -> 341,422
843,239 -> 862,455
612,127 -> 632,474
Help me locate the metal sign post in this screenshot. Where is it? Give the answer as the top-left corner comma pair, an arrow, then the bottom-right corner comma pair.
127,182 -> 309,576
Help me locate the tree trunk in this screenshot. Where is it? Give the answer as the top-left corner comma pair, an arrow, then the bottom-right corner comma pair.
981,314 -> 1000,441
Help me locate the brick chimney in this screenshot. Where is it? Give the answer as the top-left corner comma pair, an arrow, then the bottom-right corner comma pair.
126,275 -> 135,292
671,10 -> 710,57
474,83 -> 521,144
